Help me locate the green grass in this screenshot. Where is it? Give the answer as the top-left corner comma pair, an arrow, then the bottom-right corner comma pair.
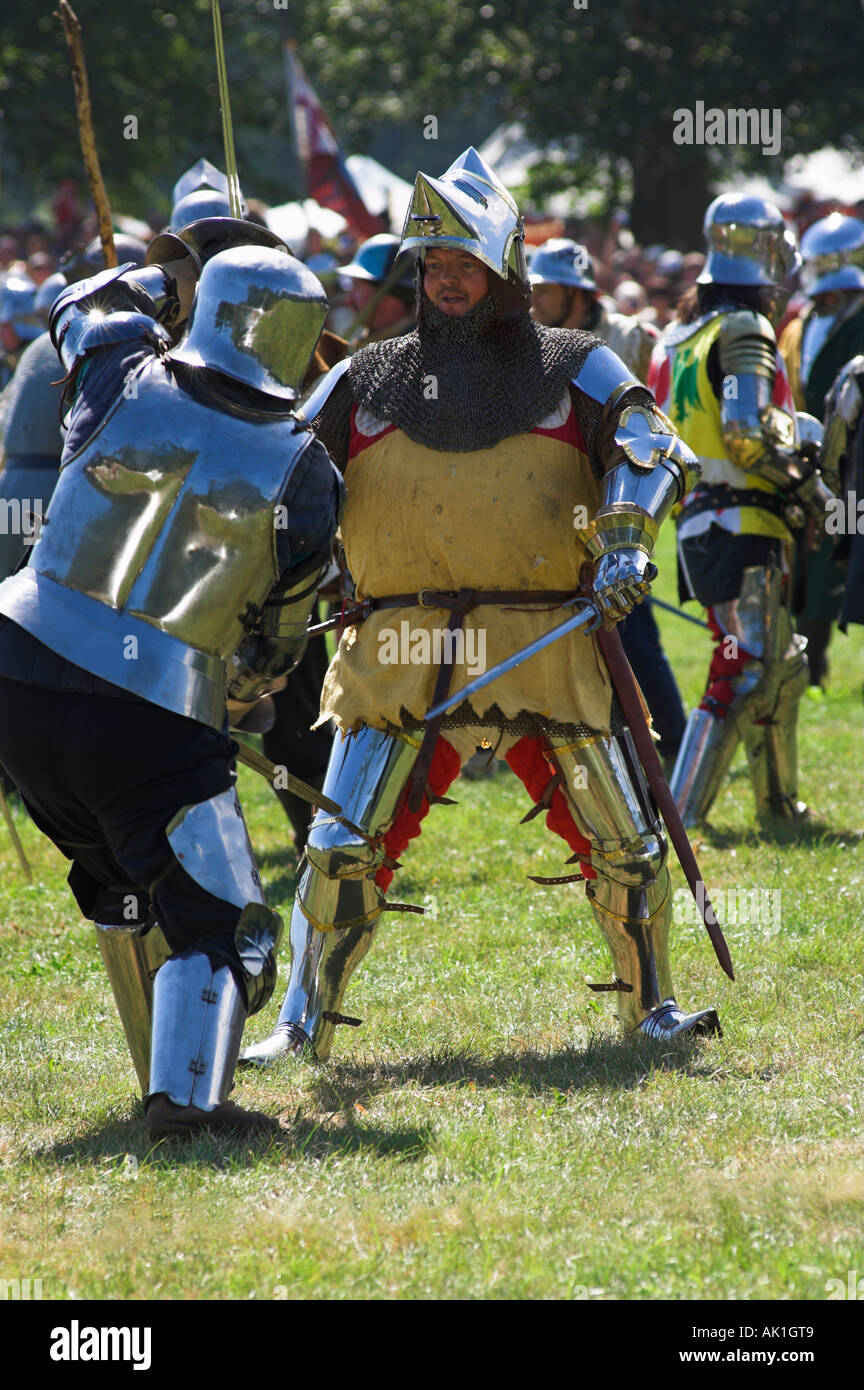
1,527 -> 862,1300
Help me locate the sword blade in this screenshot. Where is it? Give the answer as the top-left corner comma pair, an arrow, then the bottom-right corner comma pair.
647,595 -> 711,631
211,0 -> 243,220
424,601 -> 598,722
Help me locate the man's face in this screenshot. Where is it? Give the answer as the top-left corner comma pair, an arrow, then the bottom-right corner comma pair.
423,247 -> 489,316
812,288 -> 857,318
530,282 -> 573,326
347,279 -> 410,329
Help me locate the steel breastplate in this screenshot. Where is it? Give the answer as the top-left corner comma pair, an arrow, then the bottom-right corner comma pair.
0,357 -> 312,726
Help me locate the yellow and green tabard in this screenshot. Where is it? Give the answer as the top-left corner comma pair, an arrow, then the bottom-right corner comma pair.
650,312 -> 794,544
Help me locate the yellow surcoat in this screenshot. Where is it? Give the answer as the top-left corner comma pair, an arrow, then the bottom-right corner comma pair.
319,403 -> 617,735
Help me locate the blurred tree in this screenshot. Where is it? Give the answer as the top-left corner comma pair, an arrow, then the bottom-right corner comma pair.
508,0 -> 864,246
0,1 -> 298,220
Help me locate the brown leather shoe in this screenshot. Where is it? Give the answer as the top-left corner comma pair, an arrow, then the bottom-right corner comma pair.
146,1093 -> 279,1140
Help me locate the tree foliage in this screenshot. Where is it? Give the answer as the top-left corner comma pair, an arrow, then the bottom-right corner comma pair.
1,1 -> 862,244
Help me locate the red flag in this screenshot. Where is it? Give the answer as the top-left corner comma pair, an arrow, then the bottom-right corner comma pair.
286,42 -> 384,239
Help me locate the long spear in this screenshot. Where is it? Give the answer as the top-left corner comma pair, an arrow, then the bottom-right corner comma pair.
55,2 -> 116,268
211,0 -> 243,219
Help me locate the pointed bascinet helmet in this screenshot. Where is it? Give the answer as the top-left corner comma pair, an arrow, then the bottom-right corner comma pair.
168,245 -> 328,402
171,157 -> 248,218
400,146 -> 528,289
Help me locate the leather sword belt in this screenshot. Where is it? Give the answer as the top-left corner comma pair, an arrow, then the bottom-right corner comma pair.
310,587 -> 581,811
682,484 -> 792,525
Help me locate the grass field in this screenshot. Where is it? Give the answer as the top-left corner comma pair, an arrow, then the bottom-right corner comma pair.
1,527 -> 862,1301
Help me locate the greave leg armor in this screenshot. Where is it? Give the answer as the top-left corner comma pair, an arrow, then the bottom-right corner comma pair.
546,730 -> 719,1038
94,922 -> 171,1094
241,726 -> 417,1066
242,898 -> 378,1064
669,706 -> 744,829
670,565 -> 805,827
743,680 -> 809,819
148,950 -> 247,1110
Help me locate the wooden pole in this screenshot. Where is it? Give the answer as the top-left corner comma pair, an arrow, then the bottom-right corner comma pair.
55,2 -> 116,267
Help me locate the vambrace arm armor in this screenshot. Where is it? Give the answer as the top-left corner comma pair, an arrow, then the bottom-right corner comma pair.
574,347 -> 700,618
227,557 -> 329,703
227,436 -> 345,702
718,310 -> 834,522
49,263 -> 184,375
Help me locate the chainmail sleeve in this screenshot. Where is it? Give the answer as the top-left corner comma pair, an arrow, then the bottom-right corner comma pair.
310,371 -> 354,475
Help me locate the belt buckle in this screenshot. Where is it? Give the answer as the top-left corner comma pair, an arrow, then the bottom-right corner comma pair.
417,588 -> 445,608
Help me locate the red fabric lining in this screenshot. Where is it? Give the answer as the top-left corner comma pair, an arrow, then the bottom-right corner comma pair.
375,733 -> 596,893
699,606 -> 759,716
648,350 -> 670,407
376,736 -> 461,892
505,736 -> 596,880
348,403 -> 397,461
531,402 -> 587,452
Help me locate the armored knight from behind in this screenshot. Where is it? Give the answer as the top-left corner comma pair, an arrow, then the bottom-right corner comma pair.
0,222 -> 343,1138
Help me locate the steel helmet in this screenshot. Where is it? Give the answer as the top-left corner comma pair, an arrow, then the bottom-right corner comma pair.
528,238 -> 597,291
401,146 -> 528,290
339,233 -> 416,291
800,213 -> 864,297
0,275 -> 42,341
698,193 -> 800,287
168,244 -> 328,402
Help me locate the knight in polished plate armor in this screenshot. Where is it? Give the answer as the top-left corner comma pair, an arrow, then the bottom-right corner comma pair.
0,223 -> 343,1138
649,194 -> 834,829
242,148 -> 721,1070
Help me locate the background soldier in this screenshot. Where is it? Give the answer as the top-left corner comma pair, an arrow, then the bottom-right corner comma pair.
0,274 -> 42,390
528,236 -> 685,770
0,234 -> 148,585
339,232 -> 417,346
243,148 -> 720,1070
529,237 -> 658,383
0,226 -> 343,1138
650,194 -> 833,828
780,213 -> 864,689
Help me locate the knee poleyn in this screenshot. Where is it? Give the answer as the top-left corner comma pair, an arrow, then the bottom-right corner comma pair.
590,832 -> 668,891
305,813 -> 385,878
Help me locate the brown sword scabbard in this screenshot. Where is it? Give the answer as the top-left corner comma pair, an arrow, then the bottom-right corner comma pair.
596,623 -> 735,982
